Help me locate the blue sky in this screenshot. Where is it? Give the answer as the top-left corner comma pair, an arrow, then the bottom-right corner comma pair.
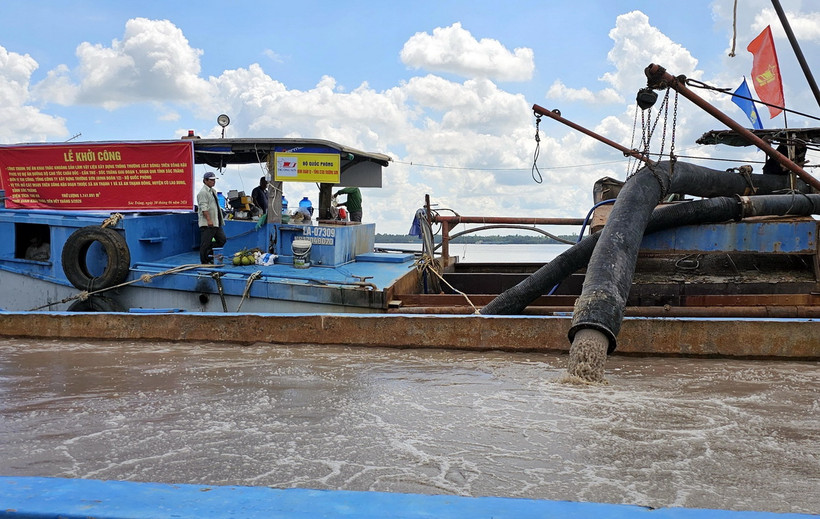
1,0 -> 818,233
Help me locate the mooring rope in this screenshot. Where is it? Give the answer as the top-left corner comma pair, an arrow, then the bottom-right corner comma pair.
412,255 -> 480,315
100,213 -> 123,228
26,263 -> 221,311
236,270 -> 262,312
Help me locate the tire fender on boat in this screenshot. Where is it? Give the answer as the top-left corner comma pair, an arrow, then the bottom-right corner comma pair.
61,226 -> 131,290
67,294 -> 126,312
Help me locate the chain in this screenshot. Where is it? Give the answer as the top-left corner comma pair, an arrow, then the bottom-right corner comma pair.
669,90 -> 679,177
657,89 -> 671,161
629,108 -> 651,181
627,106 -> 640,178
628,89 -> 670,180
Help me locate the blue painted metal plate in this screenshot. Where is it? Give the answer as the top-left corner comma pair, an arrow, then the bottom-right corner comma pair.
641,219 -> 817,254
0,477 -> 814,519
357,252 -> 415,263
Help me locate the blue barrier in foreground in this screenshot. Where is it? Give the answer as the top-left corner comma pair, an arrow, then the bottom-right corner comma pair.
0,477 -> 814,519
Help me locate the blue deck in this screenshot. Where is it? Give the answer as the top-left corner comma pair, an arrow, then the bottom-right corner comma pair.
0,209 -> 418,312
0,477 -> 813,519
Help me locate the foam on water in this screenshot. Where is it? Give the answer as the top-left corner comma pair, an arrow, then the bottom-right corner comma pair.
0,339 -> 817,513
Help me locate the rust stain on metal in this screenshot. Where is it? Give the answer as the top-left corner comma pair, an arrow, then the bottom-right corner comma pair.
0,313 -> 817,359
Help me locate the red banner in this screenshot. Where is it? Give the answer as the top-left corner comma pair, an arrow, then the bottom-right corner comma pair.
747,25 -> 784,119
0,141 -> 194,210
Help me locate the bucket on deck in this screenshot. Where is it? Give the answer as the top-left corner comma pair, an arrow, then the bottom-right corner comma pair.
292,239 -> 311,268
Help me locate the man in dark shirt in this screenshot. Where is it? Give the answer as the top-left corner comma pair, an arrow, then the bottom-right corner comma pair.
251,176 -> 268,214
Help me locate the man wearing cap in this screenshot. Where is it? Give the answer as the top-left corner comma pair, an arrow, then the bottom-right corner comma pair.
197,171 -> 226,264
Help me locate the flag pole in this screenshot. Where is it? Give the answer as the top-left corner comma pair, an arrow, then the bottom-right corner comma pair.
645,63 -> 820,191
771,0 -> 820,110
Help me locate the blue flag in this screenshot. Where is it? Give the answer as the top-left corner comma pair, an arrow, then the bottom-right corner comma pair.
732,78 -> 763,129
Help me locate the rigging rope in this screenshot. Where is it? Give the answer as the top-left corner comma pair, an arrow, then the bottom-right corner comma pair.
27,263 -> 220,311
729,0 -> 738,57
412,255 -> 479,314
686,78 -> 820,122
236,270 -> 262,312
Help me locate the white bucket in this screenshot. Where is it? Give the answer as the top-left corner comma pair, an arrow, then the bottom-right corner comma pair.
292,239 -> 311,268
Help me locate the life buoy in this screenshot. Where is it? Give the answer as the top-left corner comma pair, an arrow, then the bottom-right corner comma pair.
67,294 -> 126,312
62,226 -> 131,290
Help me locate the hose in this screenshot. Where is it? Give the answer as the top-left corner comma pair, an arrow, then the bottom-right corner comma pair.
482,162 -> 817,326
569,161 -> 818,354
481,195 -> 736,316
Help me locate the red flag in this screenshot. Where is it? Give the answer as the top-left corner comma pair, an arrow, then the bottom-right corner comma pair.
747,25 -> 784,118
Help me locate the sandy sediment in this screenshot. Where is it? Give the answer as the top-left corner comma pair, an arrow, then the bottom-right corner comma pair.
565,328 -> 609,384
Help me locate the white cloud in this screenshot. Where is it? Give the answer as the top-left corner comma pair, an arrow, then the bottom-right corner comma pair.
36,18 -> 212,110
158,110 -> 181,122
546,79 -> 624,104
400,22 -> 534,81
602,11 -> 701,92
263,49 -> 286,64
0,45 -> 68,143
753,8 -> 820,41
206,65 -> 413,153
9,10 -> 810,233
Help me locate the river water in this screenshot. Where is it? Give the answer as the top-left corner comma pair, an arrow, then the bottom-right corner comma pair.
376,242 -> 571,263
0,338 -> 817,514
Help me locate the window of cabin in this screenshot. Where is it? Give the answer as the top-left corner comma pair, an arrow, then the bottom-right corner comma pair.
15,223 -> 51,261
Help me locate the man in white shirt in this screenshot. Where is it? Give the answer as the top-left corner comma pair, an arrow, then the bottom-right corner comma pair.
197,171 -> 226,264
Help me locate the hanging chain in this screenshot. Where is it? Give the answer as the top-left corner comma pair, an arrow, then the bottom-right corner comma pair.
628,89 -> 670,180
669,90 -> 679,177
643,90 -> 669,155
657,89 -> 672,161
627,105 -> 640,178
629,107 -> 652,180
531,113 -> 543,184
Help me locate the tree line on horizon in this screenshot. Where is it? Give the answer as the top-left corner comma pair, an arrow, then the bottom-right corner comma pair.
375,233 -> 578,244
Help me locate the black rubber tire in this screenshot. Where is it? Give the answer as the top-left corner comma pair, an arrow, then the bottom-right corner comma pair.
67,295 -> 126,312
61,226 -> 131,290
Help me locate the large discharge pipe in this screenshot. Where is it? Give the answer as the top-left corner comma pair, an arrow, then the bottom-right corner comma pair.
499,63 -> 820,382
481,162 -> 811,317
565,64 -> 820,382
565,168 -> 819,383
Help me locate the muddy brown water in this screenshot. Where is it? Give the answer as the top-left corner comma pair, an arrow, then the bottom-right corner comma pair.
0,338 -> 817,514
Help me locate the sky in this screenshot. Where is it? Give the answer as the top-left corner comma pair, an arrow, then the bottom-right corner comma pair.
1,0 -> 819,234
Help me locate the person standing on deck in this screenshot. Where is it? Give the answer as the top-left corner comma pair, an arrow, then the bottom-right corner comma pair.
333,186 -> 363,222
251,176 -> 268,214
197,171 -> 226,264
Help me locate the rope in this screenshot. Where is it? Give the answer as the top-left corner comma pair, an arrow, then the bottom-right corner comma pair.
227,228 -> 257,240
412,255 -> 480,315
236,270 -> 262,312
686,78 -> 820,122
729,0 -> 738,57
26,263 -> 221,311
728,165 -> 758,195
101,213 -> 123,228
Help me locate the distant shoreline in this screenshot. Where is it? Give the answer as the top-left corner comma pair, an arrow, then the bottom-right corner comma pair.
375,233 -> 577,245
